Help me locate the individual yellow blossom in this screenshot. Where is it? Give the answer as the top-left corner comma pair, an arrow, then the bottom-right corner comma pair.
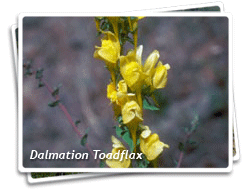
121,95 -> 143,125
152,62 -> 170,89
120,45 -> 147,92
140,127 -> 169,161
107,80 -> 129,106
106,136 -> 131,168
140,48 -> 170,90
117,79 -> 127,93
143,50 -> 160,86
121,95 -> 143,150
93,31 -> 120,65
143,50 -> 160,75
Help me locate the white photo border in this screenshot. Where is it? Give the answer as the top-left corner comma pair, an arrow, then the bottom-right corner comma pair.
18,12 -> 233,173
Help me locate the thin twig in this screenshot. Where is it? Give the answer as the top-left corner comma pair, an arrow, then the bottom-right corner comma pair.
176,132 -> 192,168
32,72 -> 99,164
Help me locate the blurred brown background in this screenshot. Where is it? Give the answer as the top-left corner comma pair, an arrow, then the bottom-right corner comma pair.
23,16 -> 228,168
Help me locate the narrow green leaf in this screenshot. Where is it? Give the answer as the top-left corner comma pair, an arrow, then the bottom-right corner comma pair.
38,79 -> 44,88
187,140 -> 197,145
75,120 -> 81,126
143,98 -> 160,111
52,87 -> 59,97
52,84 -> 62,97
80,134 -> 88,147
122,132 -> 134,152
124,36 -> 134,45
190,112 -> 199,132
115,126 -> 123,137
35,68 -> 44,79
136,154 -> 150,168
117,116 -> 123,124
48,100 -> 60,107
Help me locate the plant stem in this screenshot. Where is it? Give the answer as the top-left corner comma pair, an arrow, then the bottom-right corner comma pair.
176,131 -> 192,168
40,78 -> 98,163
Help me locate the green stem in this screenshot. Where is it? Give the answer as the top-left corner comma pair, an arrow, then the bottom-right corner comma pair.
128,123 -> 137,153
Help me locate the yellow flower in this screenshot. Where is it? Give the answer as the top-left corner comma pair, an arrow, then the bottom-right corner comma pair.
94,31 -> 120,65
140,127 -> 169,161
107,82 -> 117,103
121,95 -> 143,125
106,136 -> 131,168
107,80 -> 129,106
152,62 -> 170,89
141,49 -> 170,90
143,50 -> 160,86
120,45 -> 147,92
120,95 -> 143,150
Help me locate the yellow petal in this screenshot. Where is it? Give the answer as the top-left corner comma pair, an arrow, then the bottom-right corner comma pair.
140,133 -> 169,161
117,80 -> 127,93
111,135 -> 125,149
105,148 -> 131,168
106,136 -> 131,168
120,57 -> 141,91
94,31 -> 120,64
137,16 -> 145,20
121,100 -> 143,125
143,50 -> 160,76
120,47 -> 147,91
152,61 -> 170,89
141,129 -> 151,139
136,45 -> 143,66
107,82 -> 117,103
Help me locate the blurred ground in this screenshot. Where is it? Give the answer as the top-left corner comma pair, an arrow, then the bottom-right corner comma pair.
23,16 -> 228,168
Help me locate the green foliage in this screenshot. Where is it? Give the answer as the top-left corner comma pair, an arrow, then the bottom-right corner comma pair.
80,134 -> 88,147
99,159 -> 106,168
38,79 -> 44,87
143,98 -> 159,111
31,172 -> 82,179
35,68 -> 44,79
115,125 -> 134,152
52,84 -> 62,97
190,111 -> 199,132
80,127 -> 90,147
48,100 -> 60,107
115,126 -> 123,137
135,154 -> 150,168
23,61 -> 33,76
75,120 -> 81,126
95,17 -> 137,49
122,131 -> 134,152
117,116 -> 123,125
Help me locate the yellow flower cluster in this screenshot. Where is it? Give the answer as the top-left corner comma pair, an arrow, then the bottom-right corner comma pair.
94,17 -> 170,168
